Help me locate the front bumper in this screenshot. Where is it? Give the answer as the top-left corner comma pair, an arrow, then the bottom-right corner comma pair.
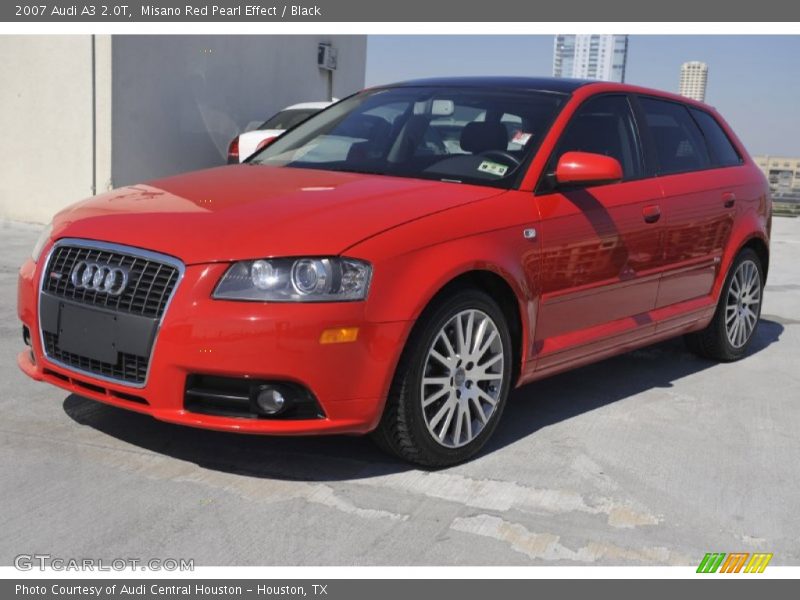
17,256 -> 410,435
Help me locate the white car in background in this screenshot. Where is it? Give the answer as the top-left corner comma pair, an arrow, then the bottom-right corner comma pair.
227,101 -> 334,163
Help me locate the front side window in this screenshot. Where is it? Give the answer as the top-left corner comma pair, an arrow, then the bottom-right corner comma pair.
249,87 -> 566,188
639,97 -> 711,175
549,94 -> 643,180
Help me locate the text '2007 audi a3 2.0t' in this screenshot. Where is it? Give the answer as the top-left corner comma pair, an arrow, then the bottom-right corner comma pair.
18,77 -> 771,466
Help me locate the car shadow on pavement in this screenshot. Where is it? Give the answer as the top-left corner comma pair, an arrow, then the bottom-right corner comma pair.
62,319 -> 783,480
487,318 -> 784,456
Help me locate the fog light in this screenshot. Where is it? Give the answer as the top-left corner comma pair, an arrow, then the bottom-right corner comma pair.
22,325 -> 31,347
254,385 -> 286,415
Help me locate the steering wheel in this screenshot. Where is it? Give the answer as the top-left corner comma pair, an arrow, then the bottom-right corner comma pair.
478,150 -> 521,167
424,130 -> 448,155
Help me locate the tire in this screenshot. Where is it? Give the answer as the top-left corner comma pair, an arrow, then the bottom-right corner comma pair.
684,248 -> 764,361
372,289 -> 514,467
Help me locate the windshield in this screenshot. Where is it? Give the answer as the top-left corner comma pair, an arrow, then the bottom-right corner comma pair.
258,108 -> 322,131
248,87 -> 566,188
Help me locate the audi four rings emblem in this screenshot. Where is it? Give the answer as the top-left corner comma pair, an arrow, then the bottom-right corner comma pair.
70,261 -> 129,296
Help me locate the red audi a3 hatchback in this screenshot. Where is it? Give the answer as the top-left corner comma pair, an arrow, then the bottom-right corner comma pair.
18,78 -> 770,466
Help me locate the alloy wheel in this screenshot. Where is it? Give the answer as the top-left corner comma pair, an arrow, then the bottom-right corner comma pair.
725,259 -> 761,348
420,309 -> 505,448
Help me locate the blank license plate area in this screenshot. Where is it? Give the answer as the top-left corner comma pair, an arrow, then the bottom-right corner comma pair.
58,303 -> 119,364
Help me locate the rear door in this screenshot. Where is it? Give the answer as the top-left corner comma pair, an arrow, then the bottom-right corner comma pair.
634,97 -> 740,314
533,94 -> 665,369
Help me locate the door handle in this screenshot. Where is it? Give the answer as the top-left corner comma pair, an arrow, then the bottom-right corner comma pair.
642,204 -> 661,224
723,192 -> 736,208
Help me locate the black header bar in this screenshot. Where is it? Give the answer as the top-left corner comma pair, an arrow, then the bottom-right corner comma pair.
3,0 -> 800,22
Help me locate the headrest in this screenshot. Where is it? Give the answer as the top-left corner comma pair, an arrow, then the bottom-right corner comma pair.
460,122 -> 508,154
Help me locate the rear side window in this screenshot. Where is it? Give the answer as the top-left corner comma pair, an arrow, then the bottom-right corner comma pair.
689,108 -> 742,167
551,95 -> 643,180
639,97 -> 710,175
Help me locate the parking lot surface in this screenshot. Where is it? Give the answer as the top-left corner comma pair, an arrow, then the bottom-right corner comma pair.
1,217 -> 799,566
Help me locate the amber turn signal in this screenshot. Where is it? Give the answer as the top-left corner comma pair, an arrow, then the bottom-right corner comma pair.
319,327 -> 359,344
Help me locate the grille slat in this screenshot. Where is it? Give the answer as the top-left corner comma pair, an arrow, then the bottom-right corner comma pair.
43,246 -> 179,319
44,332 -> 149,384
41,243 -> 181,386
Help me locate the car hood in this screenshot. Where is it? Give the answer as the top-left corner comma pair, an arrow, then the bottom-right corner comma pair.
51,165 -> 505,264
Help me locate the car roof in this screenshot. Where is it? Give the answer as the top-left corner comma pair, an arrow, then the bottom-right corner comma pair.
378,76 -> 717,111
384,76 -> 594,94
283,101 -> 334,110
375,77 -> 715,112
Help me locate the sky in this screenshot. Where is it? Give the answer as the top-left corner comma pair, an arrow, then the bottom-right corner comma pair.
365,35 -> 800,156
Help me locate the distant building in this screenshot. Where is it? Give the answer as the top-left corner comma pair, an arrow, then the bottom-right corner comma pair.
553,35 -> 628,82
679,61 -> 708,102
753,155 -> 800,196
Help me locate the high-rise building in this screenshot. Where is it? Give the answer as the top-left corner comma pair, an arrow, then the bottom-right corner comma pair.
552,35 -> 628,83
679,61 -> 708,102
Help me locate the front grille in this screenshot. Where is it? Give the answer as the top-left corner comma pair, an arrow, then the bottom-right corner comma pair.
40,241 -> 183,386
43,331 -> 149,384
43,244 -> 179,318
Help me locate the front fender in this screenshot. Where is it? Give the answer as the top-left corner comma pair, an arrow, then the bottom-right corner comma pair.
349,191 -> 541,366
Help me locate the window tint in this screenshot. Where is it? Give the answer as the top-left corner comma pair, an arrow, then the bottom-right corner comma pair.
639,97 -> 710,174
689,108 -> 742,167
552,95 -> 643,180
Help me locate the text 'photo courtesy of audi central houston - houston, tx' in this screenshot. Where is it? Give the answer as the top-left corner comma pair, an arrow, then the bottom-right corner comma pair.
18,77 -> 771,466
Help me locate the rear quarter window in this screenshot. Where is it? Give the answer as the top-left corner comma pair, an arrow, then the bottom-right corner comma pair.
689,108 -> 743,167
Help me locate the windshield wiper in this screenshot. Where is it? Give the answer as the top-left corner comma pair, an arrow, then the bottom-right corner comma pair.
330,166 -> 388,176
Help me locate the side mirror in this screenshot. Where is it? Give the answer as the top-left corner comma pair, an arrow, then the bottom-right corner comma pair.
555,151 -> 623,187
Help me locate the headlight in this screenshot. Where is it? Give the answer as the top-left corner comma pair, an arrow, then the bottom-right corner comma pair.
213,257 -> 372,302
31,223 -> 53,263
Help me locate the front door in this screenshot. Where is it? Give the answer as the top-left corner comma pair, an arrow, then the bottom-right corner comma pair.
532,94 -> 665,371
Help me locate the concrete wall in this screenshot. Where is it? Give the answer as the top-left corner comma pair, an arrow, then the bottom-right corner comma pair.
0,36 -> 103,223
111,35 -> 367,187
0,35 -> 367,223
95,36 -> 114,196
